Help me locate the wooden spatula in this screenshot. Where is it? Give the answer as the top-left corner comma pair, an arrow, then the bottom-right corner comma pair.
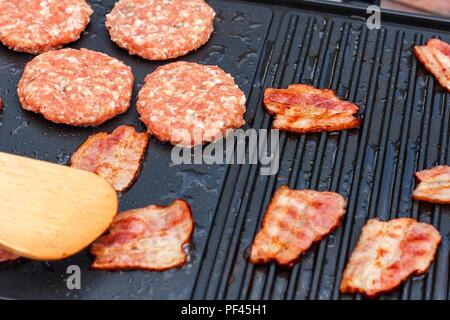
0,152 -> 118,261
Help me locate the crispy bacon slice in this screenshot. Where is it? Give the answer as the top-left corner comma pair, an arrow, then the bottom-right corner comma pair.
70,125 -> 148,192
340,218 -> 441,298
0,249 -> 19,263
414,38 -> 450,92
263,84 -> 360,133
250,186 -> 346,267
412,165 -> 450,204
90,199 -> 194,271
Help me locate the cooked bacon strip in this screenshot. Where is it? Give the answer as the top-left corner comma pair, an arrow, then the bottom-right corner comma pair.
0,249 -> 19,263
412,165 -> 450,204
263,84 -> 360,133
250,186 -> 346,267
340,218 -> 441,298
414,38 -> 450,92
91,200 -> 194,271
70,125 -> 148,192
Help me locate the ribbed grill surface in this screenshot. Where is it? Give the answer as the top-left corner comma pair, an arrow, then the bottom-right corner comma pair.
191,2 -> 450,300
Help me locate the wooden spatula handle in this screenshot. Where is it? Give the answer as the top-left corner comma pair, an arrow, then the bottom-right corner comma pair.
0,152 -> 118,260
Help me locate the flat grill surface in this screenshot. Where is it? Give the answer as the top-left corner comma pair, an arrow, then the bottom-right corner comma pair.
0,0 -> 449,300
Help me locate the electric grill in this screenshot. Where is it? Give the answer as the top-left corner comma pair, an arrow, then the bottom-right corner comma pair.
0,0 -> 449,300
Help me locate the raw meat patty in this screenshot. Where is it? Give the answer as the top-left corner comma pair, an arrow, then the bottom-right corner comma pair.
137,61 -> 246,147
18,48 -> 134,126
106,0 -> 215,60
0,0 -> 93,54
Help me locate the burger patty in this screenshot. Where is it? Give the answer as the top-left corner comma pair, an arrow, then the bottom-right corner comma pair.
137,61 -> 246,147
18,48 -> 134,127
0,0 -> 93,54
106,0 -> 215,60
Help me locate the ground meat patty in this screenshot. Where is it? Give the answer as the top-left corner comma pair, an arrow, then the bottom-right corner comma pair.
91,199 -> 194,271
106,0 -> 215,60
0,0 -> 93,54
137,62 -> 246,147
71,126 -> 148,192
18,48 -> 134,127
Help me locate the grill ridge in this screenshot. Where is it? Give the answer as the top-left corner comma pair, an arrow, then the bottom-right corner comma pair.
248,15 -> 316,300
434,92 -> 450,299
331,28 -> 388,300
261,17 -> 337,300
285,20 -> 353,300
409,51 -> 438,299
366,29 -> 406,300
240,15 -> 321,300
214,17 -> 303,300
386,31 -> 424,299
421,74 -> 450,300
188,3 -> 275,299
192,13 -> 298,300
234,17 -> 319,300
309,23 -> 369,300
